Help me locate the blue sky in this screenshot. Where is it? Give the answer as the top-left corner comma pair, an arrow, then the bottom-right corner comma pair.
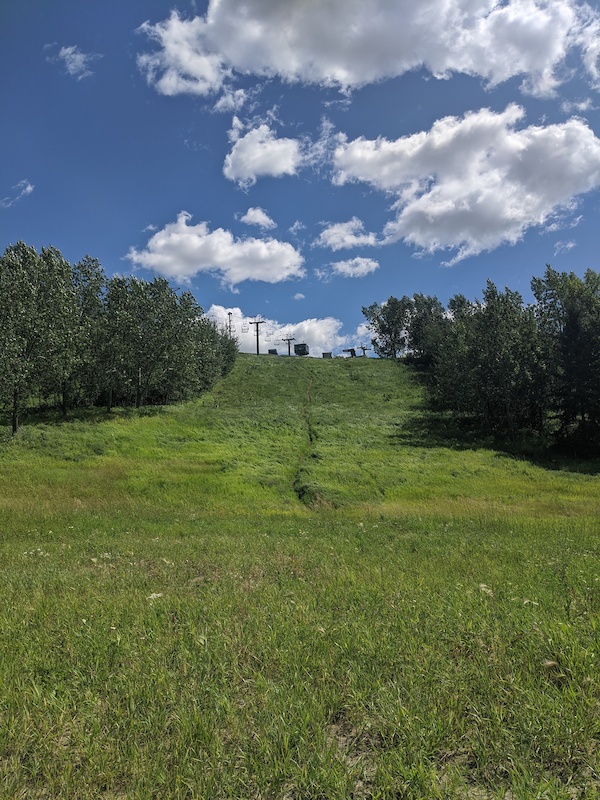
2,0 -> 600,355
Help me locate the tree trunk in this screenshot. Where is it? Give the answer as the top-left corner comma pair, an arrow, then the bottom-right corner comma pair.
135,367 -> 142,408
12,387 -> 19,435
62,383 -> 68,417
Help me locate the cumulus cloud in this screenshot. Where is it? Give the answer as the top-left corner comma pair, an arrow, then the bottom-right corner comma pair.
1,180 -> 34,209
315,217 -> 379,250
333,104 -> 600,263
127,211 -> 304,287
48,44 -> 102,80
223,120 -> 304,186
329,257 -> 380,278
137,1 -> 600,97
240,207 -> 276,229
137,13 -> 230,95
294,293 -> 305,301
286,317 -> 349,357
207,306 -> 350,356
355,322 -> 372,343
578,8 -> 600,86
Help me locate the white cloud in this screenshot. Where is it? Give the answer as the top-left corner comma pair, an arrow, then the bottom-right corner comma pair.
207,306 -> 350,356
315,217 -> 379,250
240,207 -> 276,229
554,239 -> 577,254
355,322 -> 372,343
578,8 -> 600,87
286,317 -> 349,357
213,88 -> 247,113
223,122 -> 303,186
561,97 -> 595,113
1,180 -> 34,209
127,211 -> 304,287
137,2 -> 600,97
329,257 -> 380,278
294,293 -> 305,301
137,13 -> 230,95
49,45 -> 102,80
289,220 -> 306,236
333,105 -> 600,263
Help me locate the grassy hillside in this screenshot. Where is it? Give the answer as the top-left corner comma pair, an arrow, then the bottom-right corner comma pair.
0,355 -> 598,799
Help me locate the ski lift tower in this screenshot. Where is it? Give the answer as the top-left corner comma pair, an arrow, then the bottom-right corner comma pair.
281,336 -> 295,356
249,318 -> 266,354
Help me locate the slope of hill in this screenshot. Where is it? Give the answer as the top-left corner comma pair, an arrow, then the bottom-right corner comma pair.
2,353 -> 598,523
0,354 -> 598,799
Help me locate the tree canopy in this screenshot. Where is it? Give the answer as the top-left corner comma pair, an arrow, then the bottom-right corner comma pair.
363,266 -> 600,452
0,243 -> 237,433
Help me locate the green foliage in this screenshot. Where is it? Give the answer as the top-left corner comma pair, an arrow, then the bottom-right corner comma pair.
70,255 -> 107,405
364,269 -> 600,451
36,246 -> 80,411
0,243 -> 237,431
435,282 -> 546,435
0,242 -> 75,433
362,295 -> 413,357
533,265 -> 600,443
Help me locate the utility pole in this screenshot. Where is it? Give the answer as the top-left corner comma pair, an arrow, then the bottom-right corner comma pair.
227,311 -> 233,336
249,319 -> 266,354
281,336 -> 295,356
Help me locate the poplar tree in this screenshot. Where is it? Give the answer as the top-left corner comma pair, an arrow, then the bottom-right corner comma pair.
362,296 -> 413,358
0,243 -> 45,433
533,266 -> 600,439
37,246 -> 79,415
71,255 -> 106,406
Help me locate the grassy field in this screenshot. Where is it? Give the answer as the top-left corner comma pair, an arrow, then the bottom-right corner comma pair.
0,354 -> 598,799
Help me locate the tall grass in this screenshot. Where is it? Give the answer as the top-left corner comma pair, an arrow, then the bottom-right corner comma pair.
0,355 -> 598,798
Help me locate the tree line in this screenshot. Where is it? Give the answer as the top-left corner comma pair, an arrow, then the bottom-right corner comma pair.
363,266 -> 600,452
0,242 -> 237,434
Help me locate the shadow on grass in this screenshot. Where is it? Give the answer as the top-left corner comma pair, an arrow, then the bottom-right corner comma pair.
390,410 -> 600,476
0,402 -> 168,432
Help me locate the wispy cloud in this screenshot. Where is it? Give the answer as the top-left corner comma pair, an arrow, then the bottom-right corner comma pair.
213,88 -> 247,113
561,97 -> 596,113
554,239 -> 577,255
1,180 -> 34,209
47,44 -> 102,80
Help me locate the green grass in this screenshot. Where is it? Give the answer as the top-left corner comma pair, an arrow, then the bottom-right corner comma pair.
0,354 -> 598,798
